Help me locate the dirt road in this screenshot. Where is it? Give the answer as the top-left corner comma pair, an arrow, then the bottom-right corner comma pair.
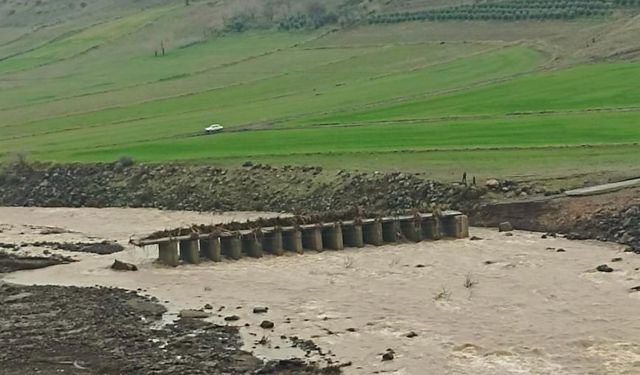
2,207 -> 640,374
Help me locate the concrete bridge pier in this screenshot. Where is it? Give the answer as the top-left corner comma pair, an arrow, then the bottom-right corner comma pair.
400,217 -> 422,242
455,215 -> 470,238
342,222 -> 364,248
282,228 -> 303,254
179,239 -> 200,264
322,223 -> 344,250
138,211 -> 470,268
199,237 -> 222,262
263,228 -> 284,255
382,219 -> 400,243
421,215 -> 443,240
442,215 -> 469,238
302,225 -> 323,251
158,241 -> 179,267
363,219 -> 384,246
221,234 -> 242,260
241,232 -> 264,258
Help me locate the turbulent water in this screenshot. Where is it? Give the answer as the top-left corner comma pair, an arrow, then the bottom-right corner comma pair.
1,207 -> 640,375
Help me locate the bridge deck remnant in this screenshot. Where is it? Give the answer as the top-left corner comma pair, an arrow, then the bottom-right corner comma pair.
131,211 -> 469,267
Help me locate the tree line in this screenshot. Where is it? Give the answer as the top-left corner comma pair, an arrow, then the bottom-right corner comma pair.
368,0 -> 640,24
223,0 -> 360,33
221,0 -> 640,33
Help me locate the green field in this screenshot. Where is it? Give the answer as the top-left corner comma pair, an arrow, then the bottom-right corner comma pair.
1,0 -> 640,184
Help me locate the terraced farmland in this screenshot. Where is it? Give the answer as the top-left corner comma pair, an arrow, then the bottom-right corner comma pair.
1,0 -> 640,183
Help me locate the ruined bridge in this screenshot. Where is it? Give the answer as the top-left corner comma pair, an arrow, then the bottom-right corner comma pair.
131,211 -> 469,267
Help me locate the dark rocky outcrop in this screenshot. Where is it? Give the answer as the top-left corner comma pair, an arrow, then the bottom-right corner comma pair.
0,252 -> 76,273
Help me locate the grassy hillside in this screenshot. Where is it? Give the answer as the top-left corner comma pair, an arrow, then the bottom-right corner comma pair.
1,0 -> 640,185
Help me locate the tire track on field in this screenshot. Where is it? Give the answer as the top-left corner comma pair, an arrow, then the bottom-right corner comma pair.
0,6 -> 177,76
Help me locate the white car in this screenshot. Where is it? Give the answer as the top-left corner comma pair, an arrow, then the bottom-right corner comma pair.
205,124 -> 224,134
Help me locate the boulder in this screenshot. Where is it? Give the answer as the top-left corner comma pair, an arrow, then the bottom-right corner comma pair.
260,320 -> 275,329
596,264 -> 613,273
381,350 -> 395,361
498,222 -> 513,232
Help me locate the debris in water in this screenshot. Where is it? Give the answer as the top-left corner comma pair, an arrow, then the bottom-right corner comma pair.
596,264 -> 614,273
111,260 -> 138,271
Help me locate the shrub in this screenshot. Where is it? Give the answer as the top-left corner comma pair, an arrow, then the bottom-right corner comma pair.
116,156 -> 135,168
7,152 -> 32,171
223,13 -> 254,33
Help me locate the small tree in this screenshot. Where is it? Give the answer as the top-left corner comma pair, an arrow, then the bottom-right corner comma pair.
306,1 -> 327,28
224,13 -> 252,32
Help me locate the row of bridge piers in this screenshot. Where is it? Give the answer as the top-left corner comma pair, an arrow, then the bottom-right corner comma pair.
144,212 -> 469,267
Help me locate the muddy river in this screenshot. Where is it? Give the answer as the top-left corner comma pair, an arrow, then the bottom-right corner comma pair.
1,207 -> 639,374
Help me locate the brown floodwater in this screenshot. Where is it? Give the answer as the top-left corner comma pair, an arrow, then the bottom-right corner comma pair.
1,207 -> 640,374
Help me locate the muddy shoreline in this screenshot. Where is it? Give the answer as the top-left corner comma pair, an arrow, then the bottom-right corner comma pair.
0,283 -> 338,375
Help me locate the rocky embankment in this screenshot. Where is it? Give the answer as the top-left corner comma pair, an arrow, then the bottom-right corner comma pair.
473,184 -> 640,253
0,162 -> 485,213
568,205 -> 640,252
